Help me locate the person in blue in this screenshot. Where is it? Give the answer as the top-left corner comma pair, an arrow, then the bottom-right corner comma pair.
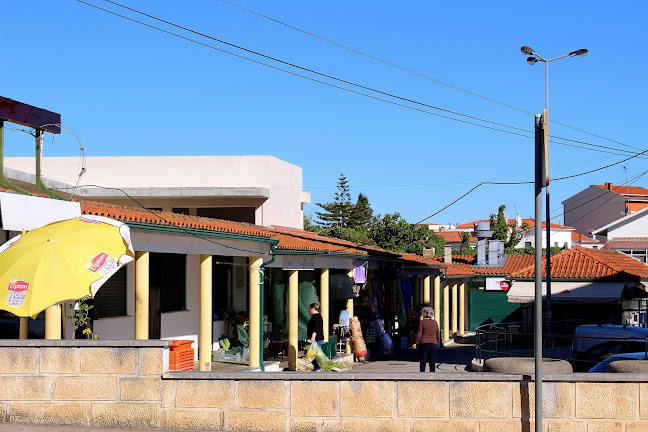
307,303 -> 324,371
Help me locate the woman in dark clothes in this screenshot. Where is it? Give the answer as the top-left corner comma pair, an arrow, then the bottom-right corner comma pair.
412,306 -> 440,372
307,303 -> 324,371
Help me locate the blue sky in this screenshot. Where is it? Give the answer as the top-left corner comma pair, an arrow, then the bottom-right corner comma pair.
2,1 -> 646,228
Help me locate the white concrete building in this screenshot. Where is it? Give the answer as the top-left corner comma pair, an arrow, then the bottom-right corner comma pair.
593,206 -> 648,263
4,156 -> 310,229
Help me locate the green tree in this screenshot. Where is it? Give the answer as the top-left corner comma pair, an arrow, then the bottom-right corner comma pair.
349,193 -> 374,230
505,220 -> 530,251
315,173 -> 354,227
367,213 -> 445,254
303,214 -> 321,233
459,231 -> 475,255
319,225 -> 375,245
490,205 -> 508,241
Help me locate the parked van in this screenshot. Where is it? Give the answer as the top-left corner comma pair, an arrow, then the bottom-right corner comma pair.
572,324 -> 648,355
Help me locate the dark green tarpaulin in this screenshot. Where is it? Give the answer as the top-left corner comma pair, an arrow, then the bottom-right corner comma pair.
269,269 -> 320,340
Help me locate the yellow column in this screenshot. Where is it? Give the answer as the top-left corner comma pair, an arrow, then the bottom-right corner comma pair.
346,269 -> 354,354
44,305 -> 61,340
423,275 -> 431,305
199,255 -> 213,371
459,282 -> 466,336
288,270 -> 299,371
320,268 -> 329,341
451,283 -> 458,337
19,318 -> 28,339
135,251 -> 149,340
442,283 -> 450,342
248,256 -> 262,369
433,275 -> 441,329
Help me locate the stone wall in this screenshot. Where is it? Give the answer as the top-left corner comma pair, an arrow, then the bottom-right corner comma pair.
1,341 -> 648,431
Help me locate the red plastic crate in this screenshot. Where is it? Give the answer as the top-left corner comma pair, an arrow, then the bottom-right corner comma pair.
169,340 -> 194,371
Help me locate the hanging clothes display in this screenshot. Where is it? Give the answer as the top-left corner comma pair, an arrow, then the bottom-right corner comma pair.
353,262 -> 368,284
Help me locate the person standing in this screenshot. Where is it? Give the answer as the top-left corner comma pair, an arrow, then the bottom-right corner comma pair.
307,303 -> 324,371
412,306 -> 440,372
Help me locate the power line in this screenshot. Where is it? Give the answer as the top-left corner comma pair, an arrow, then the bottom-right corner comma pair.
85,1 -> 648,160
91,0 -> 535,135
416,147 -> 648,224
73,0 -> 542,140
219,0 -> 640,152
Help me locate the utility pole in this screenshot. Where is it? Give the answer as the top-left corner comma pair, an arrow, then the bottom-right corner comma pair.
534,114 -> 545,432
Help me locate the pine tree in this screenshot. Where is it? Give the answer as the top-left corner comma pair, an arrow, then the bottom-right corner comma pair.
349,193 -> 374,230
315,173 -> 354,227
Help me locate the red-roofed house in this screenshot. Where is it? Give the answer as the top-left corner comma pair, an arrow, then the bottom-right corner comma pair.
505,247 -> 648,332
562,182 -> 648,235
571,231 -> 603,249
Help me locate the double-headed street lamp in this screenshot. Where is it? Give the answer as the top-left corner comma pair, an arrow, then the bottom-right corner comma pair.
521,45 -> 588,432
521,45 -> 588,330
521,45 -> 588,339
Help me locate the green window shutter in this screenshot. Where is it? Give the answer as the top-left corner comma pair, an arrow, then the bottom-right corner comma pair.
94,267 -> 127,318
151,253 -> 186,313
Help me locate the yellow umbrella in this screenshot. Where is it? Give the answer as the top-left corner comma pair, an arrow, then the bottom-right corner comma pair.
0,215 -> 135,318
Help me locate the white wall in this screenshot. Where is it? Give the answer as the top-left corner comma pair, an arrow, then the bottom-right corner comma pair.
5,156 -> 309,229
516,229 -> 572,249
607,216 -> 648,240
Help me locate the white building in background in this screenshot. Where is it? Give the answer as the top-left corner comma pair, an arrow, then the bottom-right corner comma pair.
456,216 -> 574,249
593,206 -> 648,263
4,155 -> 310,229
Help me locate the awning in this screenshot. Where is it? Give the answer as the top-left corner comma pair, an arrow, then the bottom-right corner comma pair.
506,281 -> 625,304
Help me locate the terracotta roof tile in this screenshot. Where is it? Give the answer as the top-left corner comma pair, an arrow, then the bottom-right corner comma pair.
509,247 -> 648,279
80,200 -> 273,238
434,231 -> 477,243
270,225 -> 397,256
596,184 -> 648,196
571,231 -> 602,244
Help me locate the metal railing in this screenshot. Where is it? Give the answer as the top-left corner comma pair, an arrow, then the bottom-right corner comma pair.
475,320 -> 581,361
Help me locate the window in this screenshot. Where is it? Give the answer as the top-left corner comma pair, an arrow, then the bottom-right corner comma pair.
525,242 -> 532,248
94,267 -> 127,318
151,253 -> 186,312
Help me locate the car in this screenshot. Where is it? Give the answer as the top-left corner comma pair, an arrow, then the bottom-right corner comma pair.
572,324 -> 648,356
588,352 -> 648,373
569,339 -> 648,372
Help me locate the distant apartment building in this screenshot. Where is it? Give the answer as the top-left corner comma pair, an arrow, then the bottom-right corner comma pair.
4,155 -> 310,229
562,183 -> 648,235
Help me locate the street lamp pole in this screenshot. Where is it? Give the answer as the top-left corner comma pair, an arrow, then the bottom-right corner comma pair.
521,46 -> 588,342
521,45 -> 588,432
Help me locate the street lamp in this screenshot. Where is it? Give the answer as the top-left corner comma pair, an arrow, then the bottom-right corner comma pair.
521,45 -> 587,432
520,45 -> 588,330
